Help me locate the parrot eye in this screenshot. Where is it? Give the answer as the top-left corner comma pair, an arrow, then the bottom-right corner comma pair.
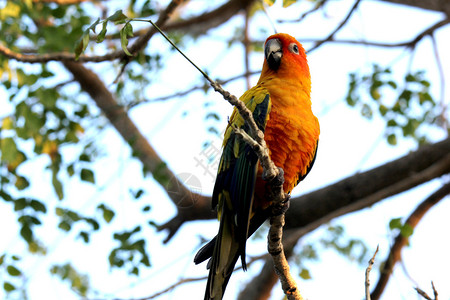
288,43 -> 299,54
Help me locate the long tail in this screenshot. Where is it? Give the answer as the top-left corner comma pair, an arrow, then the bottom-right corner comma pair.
203,211 -> 240,300
194,208 -> 271,300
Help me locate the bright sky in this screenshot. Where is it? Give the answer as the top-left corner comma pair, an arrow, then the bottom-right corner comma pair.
1,0 -> 449,299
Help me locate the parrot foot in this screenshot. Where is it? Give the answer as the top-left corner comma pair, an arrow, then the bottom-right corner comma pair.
271,193 -> 291,216
262,167 -> 285,186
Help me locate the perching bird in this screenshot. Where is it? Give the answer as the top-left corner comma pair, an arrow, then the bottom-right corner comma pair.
194,33 -> 320,300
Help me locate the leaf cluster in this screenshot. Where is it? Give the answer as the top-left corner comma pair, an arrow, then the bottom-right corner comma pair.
346,65 -> 443,145
109,226 -> 151,275
0,254 -> 23,296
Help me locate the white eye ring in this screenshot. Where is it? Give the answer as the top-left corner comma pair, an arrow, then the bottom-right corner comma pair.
288,43 -> 299,54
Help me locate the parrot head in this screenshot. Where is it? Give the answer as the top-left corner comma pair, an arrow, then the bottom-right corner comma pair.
262,33 -> 309,78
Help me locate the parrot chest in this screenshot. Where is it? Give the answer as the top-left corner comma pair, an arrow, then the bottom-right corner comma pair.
263,97 -> 318,193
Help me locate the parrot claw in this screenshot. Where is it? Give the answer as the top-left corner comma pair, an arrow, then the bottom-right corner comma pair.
262,167 -> 285,186
271,193 -> 290,216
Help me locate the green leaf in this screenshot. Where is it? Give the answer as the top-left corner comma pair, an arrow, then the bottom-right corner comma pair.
120,22 -> 134,56
0,190 -> 13,202
79,231 -> 90,243
299,268 -> 312,280
20,225 -> 33,243
3,282 -> 15,292
1,137 -> 18,164
96,21 -> 108,43
405,73 -> 415,82
74,32 -> 90,60
400,223 -> 414,238
80,168 -> 95,184
7,265 -> 21,276
379,105 -> 388,116
107,10 -> 128,24
387,133 -> 397,146
283,0 -> 297,7
58,220 -> 72,232
389,217 -> 402,230
387,80 -> 397,89
130,188 -> 145,199
67,164 -> 75,177
52,173 -> 64,200
14,198 -> 27,211
97,204 -> 115,223
15,175 -> 30,190
87,18 -> 100,34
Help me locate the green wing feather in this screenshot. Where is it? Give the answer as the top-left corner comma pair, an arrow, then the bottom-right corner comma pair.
200,87 -> 271,300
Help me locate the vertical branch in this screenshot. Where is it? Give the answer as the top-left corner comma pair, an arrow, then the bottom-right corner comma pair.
268,214 -> 303,300
365,246 -> 379,300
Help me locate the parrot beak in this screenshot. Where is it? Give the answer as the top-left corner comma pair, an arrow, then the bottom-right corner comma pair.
265,38 -> 282,71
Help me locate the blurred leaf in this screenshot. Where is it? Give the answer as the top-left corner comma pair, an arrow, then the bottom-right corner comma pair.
79,231 -> 90,243
387,133 -> 397,145
120,22 -> 134,56
28,199 -> 46,213
58,220 -> 71,232
80,168 -> 95,184
14,198 -> 27,211
96,21 -> 108,43
15,175 -> 30,190
389,217 -> 402,230
97,204 -> 115,223
74,32 -> 90,60
6,265 -> 21,276
283,0 -> 298,7
52,173 -> 64,200
1,116 -> 14,130
107,10 -> 128,24
3,282 -> 15,292
400,223 -> 414,238
20,225 -> 33,243
50,263 -> 90,296
299,268 -> 312,280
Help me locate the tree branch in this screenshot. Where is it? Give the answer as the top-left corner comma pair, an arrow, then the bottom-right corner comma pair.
267,214 -> 303,300
0,0 -> 185,63
308,0 -> 362,52
370,182 -> 450,300
365,246 -> 379,300
378,0 -> 450,16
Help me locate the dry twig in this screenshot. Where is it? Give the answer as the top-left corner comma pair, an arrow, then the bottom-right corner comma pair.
365,246 -> 379,300
415,281 -> 439,300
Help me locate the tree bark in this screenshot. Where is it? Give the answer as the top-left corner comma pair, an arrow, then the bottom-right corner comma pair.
378,0 -> 450,16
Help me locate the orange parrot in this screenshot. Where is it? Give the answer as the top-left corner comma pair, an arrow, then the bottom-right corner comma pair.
194,33 -> 320,300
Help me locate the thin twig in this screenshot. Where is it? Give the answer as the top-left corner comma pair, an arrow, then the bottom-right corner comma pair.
415,287 -> 433,300
365,245 -> 379,300
415,281 -> 439,300
308,0 -> 362,52
278,0 -> 328,23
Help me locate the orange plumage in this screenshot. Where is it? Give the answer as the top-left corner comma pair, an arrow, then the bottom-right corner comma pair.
195,33 -> 320,300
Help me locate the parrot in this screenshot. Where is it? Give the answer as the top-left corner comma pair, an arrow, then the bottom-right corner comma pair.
194,33 -> 320,300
